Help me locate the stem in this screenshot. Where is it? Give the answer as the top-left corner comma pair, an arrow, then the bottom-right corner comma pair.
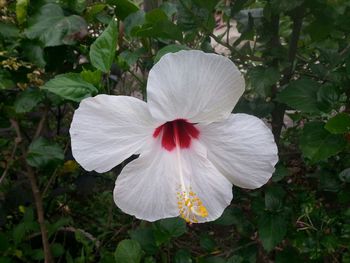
271,6 -> 305,144
34,108 -> 48,140
11,119 -> 54,263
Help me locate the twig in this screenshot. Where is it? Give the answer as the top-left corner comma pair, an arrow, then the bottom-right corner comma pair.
33,108 -> 48,140
60,227 -> 101,248
0,137 -> 19,185
10,119 -> 54,263
42,141 -> 70,197
216,240 -> 257,257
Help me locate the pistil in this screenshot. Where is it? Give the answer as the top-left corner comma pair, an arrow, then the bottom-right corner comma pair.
173,121 -> 208,223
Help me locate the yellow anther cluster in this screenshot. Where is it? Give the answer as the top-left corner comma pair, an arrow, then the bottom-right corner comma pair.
1,57 -> 32,71
177,189 -> 208,223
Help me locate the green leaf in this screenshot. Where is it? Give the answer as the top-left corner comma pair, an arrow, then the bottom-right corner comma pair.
13,223 -> 26,245
234,97 -> 274,118
89,19 -> 118,73
307,19 -> 332,42
258,212 -> 287,251
51,243 -> 65,257
25,3 -> 87,47
174,249 -> 192,263
132,9 -> 183,41
160,2 -> 177,19
154,44 -> 189,63
107,0 -> 139,20
80,69 -> 102,88
31,249 -> 45,261
0,22 -> 20,39
16,0 -> 29,25
22,40 -> 46,68
48,217 -> 71,238
199,233 -> 216,252
64,0 -> 87,13
318,171 -> 342,192
119,49 -> 144,67
276,79 -> 320,113
129,227 -> 158,255
41,73 -> 98,102
325,113 -> 350,134
213,207 -> 237,226
271,163 -> 289,182
114,239 -> 143,263
85,4 -> 107,22
177,0 -> 215,32
124,10 -> 145,36
316,85 -> 340,113
248,67 -> 280,97
153,218 -> 187,245
265,186 -> 285,211
214,207 -> 253,237
300,122 -> 346,163
14,88 -> 44,113
0,70 -> 15,90
27,137 -> 64,168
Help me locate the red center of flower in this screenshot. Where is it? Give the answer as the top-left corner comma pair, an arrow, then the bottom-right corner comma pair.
153,119 -> 200,151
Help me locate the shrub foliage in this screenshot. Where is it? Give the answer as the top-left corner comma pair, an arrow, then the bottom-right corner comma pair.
0,0 -> 350,262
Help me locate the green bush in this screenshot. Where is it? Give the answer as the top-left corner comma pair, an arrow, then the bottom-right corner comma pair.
0,0 -> 349,262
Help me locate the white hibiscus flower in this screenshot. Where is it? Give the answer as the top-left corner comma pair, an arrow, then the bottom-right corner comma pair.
70,50 -> 278,223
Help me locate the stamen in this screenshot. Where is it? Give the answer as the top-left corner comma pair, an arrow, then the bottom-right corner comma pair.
171,119 -> 208,223
177,188 -> 208,223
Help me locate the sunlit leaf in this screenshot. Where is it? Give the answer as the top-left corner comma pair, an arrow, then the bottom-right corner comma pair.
89,18 -> 118,73
300,122 -> 346,163
41,73 -> 98,102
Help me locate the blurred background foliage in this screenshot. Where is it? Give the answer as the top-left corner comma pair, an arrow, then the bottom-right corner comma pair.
0,0 -> 350,262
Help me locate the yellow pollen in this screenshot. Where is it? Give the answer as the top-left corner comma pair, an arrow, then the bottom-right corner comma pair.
176,188 -> 208,223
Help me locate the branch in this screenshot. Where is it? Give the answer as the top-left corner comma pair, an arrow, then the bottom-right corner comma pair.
0,136 -> 20,185
42,141 -> 70,197
10,119 -> 54,263
271,6 -> 305,144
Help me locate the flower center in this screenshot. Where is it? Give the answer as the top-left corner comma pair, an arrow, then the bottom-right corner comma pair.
177,188 -> 208,223
153,119 -> 207,223
153,119 -> 200,151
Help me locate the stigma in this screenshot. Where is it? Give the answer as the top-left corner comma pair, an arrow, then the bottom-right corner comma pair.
177,188 -> 208,223
153,119 -> 200,151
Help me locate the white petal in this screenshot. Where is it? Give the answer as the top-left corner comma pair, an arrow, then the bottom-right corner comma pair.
113,142 -> 179,222
147,50 -> 244,123
113,141 -> 232,222
180,142 -> 233,222
199,114 -> 278,189
70,95 -> 158,173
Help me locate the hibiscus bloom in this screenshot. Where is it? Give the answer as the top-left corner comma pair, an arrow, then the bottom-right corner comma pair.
70,50 -> 278,223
